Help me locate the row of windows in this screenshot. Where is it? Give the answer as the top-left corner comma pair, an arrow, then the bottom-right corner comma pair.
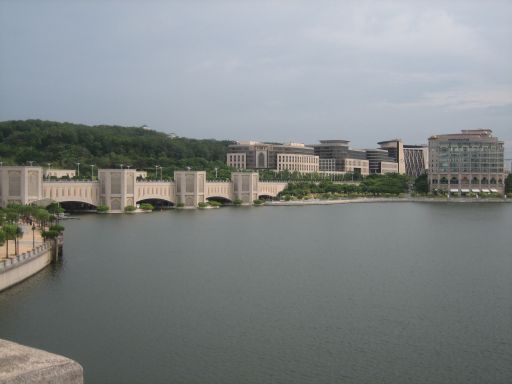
431,177 -> 503,185
277,154 -> 319,164
277,164 -> 319,172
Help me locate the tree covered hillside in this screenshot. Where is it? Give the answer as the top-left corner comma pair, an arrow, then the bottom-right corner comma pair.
0,120 -> 234,178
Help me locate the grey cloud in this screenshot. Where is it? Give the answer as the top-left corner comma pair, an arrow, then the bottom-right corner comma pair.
0,0 -> 510,150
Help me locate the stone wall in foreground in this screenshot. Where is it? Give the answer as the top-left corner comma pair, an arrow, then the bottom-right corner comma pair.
0,339 -> 83,384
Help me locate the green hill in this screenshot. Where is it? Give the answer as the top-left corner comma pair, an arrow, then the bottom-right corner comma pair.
0,120 -> 234,179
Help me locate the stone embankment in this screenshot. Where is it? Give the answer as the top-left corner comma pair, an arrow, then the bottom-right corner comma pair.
266,196 -> 510,206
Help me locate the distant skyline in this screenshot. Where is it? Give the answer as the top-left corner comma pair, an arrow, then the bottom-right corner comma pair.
0,1 -> 511,156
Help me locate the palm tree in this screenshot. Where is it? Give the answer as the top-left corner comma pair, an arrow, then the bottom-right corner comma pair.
3,224 -> 18,258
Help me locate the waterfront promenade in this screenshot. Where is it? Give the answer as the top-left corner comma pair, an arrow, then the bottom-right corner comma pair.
0,223 -> 44,259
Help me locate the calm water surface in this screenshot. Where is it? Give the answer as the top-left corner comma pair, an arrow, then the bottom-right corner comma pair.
0,203 -> 511,383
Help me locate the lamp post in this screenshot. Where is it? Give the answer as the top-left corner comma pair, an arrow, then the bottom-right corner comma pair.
28,161 -> 34,166
90,164 -> 95,180
76,162 -> 80,178
120,164 -> 124,169
214,167 -> 218,179
155,165 -> 159,179
159,166 -> 163,181
47,163 -> 51,179
32,224 -> 36,249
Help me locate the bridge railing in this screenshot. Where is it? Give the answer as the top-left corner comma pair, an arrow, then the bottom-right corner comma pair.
136,180 -> 175,184
0,243 -> 50,273
43,180 -> 99,184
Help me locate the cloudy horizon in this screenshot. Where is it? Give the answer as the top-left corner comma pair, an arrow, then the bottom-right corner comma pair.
0,0 -> 511,156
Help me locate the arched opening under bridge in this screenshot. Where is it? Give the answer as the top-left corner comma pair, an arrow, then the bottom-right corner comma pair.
207,196 -> 233,205
57,201 -> 97,212
136,198 -> 174,209
258,194 -> 274,201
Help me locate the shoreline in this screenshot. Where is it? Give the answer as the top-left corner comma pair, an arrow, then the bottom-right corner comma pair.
264,197 -> 511,206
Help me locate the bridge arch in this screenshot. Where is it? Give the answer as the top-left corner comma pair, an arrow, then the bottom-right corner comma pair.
206,196 -> 233,205
57,200 -> 98,212
258,194 -> 274,201
136,198 -> 175,209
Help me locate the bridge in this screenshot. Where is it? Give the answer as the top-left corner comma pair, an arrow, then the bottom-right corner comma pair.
0,167 -> 288,210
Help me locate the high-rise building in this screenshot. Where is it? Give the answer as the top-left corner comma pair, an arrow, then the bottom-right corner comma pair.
312,140 -> 369,175
227,141 -> 319,173
428,129 -> 505,194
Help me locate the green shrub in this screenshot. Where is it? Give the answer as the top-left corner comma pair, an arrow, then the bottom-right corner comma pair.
176,202 -> 185,208
139,203 -> 154,211
124,205 -> 136,212
208,201 -> 222,207
253,199 -> 264,205
198,202 -> 208,208
233,198 -> 242,206
96,205 -> 109,213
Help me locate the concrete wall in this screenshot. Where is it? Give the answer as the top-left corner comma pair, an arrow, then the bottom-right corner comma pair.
0,244 -> 52,292
0,339 -> 83,384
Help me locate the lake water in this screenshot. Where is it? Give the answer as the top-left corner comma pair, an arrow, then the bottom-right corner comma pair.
1,203 -> 511,383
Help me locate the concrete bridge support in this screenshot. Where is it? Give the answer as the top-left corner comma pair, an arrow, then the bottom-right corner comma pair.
174,171 -> 207,207
98,169 -> 137,211
231,172 -> 259,204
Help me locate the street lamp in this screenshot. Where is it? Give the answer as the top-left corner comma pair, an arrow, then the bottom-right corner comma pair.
32,224 -> 36,249
120,164 -> 124,169
47,163 -> 52,179
155,165 -> 159,179
76,162 -> 80,178
90,164 -> 95,180
28,161 -> 34,166
214,167 -> 218,179
159,166 -> 163,181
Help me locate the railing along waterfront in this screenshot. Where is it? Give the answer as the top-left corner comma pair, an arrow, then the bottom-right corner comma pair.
0,243 -> 50,272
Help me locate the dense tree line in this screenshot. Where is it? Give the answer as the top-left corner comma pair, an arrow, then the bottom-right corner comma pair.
278,174 -> 409,199
0,120 -> 234,179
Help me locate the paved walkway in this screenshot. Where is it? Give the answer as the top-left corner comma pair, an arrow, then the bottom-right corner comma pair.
0,224 -> 44,259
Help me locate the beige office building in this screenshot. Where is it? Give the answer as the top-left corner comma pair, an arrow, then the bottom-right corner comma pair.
428,129 -> 505,194
227,141 -> 319,173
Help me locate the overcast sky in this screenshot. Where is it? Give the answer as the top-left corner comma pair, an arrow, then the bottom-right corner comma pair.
1,0 -> 511,155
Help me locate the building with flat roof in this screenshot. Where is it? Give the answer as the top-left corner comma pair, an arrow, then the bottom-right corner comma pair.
428,129 -> 505,194
377,140 -> 406,174
227,141 -> 319,173
44,169 -> 76,179
312,140 -> 369,175
365,149 -> 398,174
